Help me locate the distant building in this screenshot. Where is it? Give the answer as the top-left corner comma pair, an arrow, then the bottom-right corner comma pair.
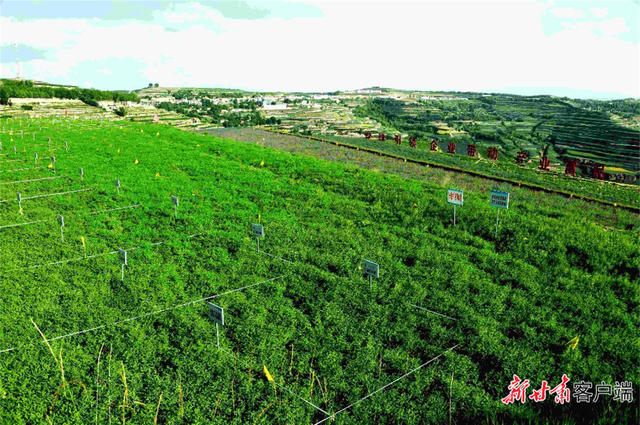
263,104 -> 287,110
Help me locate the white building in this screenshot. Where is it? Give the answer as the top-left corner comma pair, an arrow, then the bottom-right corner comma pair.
263,104 -> 287,110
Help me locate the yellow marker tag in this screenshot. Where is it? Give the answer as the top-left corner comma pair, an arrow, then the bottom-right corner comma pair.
47,163 -> 53,169
141,129 -> 144,133
81,237 -> 86,248
118,149 -> 121,154
413,203 -> 417,207
570,194 -> 573,198
196,144 -> 200,147
567,337 -> 579,350
120,126 -> 123,129
260,160 -> 264,166
614,203 -> 617,207
263,365 -> 274,382
258,214 -> 261,224
155,172 -> 160,178
156,132 -> 160,136
10,138 -> 13,142
19,206 -> 23,215
135,159 -> 139,164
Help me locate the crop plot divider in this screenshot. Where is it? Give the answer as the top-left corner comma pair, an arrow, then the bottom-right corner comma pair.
0,274 -> 289,355
411,304 -> 458,321
312,344 -> 460,425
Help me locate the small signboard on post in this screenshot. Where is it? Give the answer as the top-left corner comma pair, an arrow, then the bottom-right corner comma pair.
363,259 -> 379,290
490,190 -> 509,238
171,195 -> 179,219
447,189 -> 463,226
208,302 -> 224,349
252,224 -> 264,251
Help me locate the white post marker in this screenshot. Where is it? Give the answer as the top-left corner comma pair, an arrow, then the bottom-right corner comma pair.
447,189 -> 463,226
34,152 -> 38,165
48,137 -> 51,149
79,168 -> 84,181
363,259 -> 379,290
13,146 -> 16,155
58,214 -> 64,242
17,192 -> 22,214
489,190 -> 510,238
207,302 -> 224,349
20,130 -> 23,138
118,248 -> 127,281
51,156 -> 56,173
171,195 -> 179,219
65,141 -> 68,151
115,179 -> 121,195
252,223 -> 264,252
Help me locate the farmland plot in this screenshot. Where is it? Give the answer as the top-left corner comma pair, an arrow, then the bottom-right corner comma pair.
0,118 -> 637,424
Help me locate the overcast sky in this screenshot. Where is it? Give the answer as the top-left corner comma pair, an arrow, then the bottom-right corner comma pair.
0,0 -> 638,99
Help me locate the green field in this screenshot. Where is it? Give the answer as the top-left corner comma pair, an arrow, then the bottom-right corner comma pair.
0,117 -> 638,424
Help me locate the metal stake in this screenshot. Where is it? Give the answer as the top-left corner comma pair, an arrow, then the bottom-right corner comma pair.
369,275 -> 372,290
121,263 -> 125,282
257,237 -> 260,252
495,209 -> 500,238
216,323 -> 220,349
453,205 -> 456,226
174,204 -> 177,220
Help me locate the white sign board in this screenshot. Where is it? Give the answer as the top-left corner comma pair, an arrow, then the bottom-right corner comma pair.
118,248 -> 127,265
490,190 -> 510,209
363,260 -> 379,278
447,189 -> 463,206
208,302 -> 224,325
171,195 -> 179,206
252,224 -> 264,238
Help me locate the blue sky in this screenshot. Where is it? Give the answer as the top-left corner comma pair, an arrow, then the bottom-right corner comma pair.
0,0 -> 638,99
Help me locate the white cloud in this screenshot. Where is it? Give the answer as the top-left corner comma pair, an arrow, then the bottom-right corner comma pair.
549,6 -> 585,19
561,17 -> 630,38
0,1 -> 637,98
590,7 -> 608,18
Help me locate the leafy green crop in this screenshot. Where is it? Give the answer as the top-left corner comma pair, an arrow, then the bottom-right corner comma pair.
0,117 -> 637,424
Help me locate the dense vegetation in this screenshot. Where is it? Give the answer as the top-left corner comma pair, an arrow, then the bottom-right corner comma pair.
156,99 -> 281,127
0,116 -> 637,424
0,79 -> 139,104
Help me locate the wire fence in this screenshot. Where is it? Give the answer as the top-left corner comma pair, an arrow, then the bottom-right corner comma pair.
313,344 -> 460,425
0,176 -> 67,185
0,274 -> 289,355
3,232 -> 206,271
0,204 -> 140,230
